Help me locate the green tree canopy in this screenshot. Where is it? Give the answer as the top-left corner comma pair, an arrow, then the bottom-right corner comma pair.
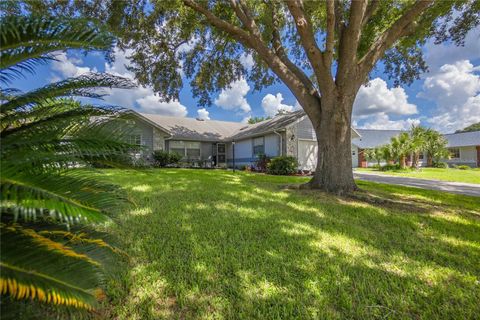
455,122 -> 480,133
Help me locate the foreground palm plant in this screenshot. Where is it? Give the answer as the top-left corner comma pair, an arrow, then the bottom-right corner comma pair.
1,16 -> 136,313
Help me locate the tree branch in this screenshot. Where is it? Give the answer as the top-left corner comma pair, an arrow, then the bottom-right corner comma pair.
268,0 -> 316,93
336,0 -> 368,87
361,0 -> 380,28
324,0 -> 335,67
286,0 -> 334,92
183,0 -> 321,110
229,0 -> 263,38
358,0 -> 434,77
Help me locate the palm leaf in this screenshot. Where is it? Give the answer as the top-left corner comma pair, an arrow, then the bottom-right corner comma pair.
0,171 -> 129,224
0,224 -> 106,309
0,16 -> 114,83
0,73 -> 134,113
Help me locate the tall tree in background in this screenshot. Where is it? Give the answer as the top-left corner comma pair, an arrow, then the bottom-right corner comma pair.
16,0 -> 480,193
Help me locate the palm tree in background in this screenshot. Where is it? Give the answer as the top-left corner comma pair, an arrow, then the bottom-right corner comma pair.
390,132 -> 411,169
424,129 -> 450,166
409,125 -> 428,169
1,16 -> 136,313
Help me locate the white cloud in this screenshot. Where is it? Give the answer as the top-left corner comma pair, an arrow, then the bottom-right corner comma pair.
359,113 -> 420,130
197,108 -> 210,120
102,48 -> 188,117
425,28 -> 480,71
50,52 -> 96,80
427,94 -> 480,133
241,115 -> 251,123
353,78 -> 417,116
418,60 -> 480,132
239,53 -> 254,69
261,93 -> 295,117
136,96 -> 187,117
214,78 -> 251,113
418,60 -> 480,106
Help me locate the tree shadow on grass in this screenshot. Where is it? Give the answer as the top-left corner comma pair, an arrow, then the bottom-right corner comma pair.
102,169 -> 480,320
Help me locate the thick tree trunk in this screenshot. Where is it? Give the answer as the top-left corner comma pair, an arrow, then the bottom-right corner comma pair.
400,155 -> 406,169
427,154 -> 433,167
303,96 -> 357,194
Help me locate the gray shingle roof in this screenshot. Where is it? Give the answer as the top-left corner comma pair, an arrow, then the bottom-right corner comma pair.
230,110 -> 305,140
444,131 -> 480,147
352,129 -> 404,149
139,113 -> 245,141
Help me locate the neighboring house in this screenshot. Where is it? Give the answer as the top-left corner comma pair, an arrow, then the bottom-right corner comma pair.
352,129 -> 480,168
443,131 -> 480,167
126,110 -> 480,169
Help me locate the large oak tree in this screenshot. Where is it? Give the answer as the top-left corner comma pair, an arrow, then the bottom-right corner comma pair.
15,0 -> 479,193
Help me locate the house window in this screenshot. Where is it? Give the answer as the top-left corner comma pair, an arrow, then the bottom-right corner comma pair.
418,153 -> 424,160
129,134 -> 142,146
253,137 -> 264,156
185,141 -> 201,160
449,148 -> 460,159
169,141 -> 201,159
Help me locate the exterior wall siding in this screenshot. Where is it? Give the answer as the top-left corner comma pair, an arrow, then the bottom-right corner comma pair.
152,128 -> 166,151
264,133 -> 280,157
285,125 -> 297,157
296,117 -> 316,140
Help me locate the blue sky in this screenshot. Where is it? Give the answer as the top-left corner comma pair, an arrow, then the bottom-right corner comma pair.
9,27 -> 480,133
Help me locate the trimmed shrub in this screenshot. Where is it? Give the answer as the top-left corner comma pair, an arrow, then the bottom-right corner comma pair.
254,154 -> 270,172
371,164 -> 381,170
432,161 -> 448,168
267,156 -> 297,175
380,164 -> 401,171
457,165 -> 471,170
152,150 -> 182,167
168,152 -> 182,165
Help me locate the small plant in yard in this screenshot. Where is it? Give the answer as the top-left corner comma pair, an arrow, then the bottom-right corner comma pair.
432,161 -> 449,168
457,165 -> 471,170
267,156 -> 297,175
152,150 -> 182,167
254,154 -> 270,172
380,164 -> 401,171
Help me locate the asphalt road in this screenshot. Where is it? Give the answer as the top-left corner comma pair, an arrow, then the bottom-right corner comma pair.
354,171 -> 480,197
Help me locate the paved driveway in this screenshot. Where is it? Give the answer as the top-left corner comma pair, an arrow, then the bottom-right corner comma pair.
354,171 -> 480,197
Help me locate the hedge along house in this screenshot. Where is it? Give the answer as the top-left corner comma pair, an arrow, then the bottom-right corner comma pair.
126,110 -> 479,170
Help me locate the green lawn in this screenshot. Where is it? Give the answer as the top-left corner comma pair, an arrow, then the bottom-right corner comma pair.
99,169 -> 480,319
355,167 -> 480,184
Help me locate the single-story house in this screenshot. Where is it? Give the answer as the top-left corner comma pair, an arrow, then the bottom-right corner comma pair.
126,110 -> 480,169
352,129 -> 480,168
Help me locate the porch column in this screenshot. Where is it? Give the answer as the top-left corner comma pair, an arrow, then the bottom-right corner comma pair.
358,149 -> 366,168
476,146 -> 480,168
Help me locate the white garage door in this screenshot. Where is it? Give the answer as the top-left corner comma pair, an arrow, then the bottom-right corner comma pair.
298,140 -> 318,171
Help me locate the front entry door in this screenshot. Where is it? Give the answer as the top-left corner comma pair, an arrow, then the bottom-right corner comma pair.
217,143 -> 226,167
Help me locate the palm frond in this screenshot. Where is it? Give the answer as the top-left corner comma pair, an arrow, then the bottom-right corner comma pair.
0,73 -> 134,113
1,224 -> 107,309
0,171 -> 129,224
0,16 -> 114,82
0,55 -> 56,84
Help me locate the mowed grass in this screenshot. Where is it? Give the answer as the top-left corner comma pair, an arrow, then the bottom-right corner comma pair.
355,167 -> 480,184
99,169 -> 480,320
